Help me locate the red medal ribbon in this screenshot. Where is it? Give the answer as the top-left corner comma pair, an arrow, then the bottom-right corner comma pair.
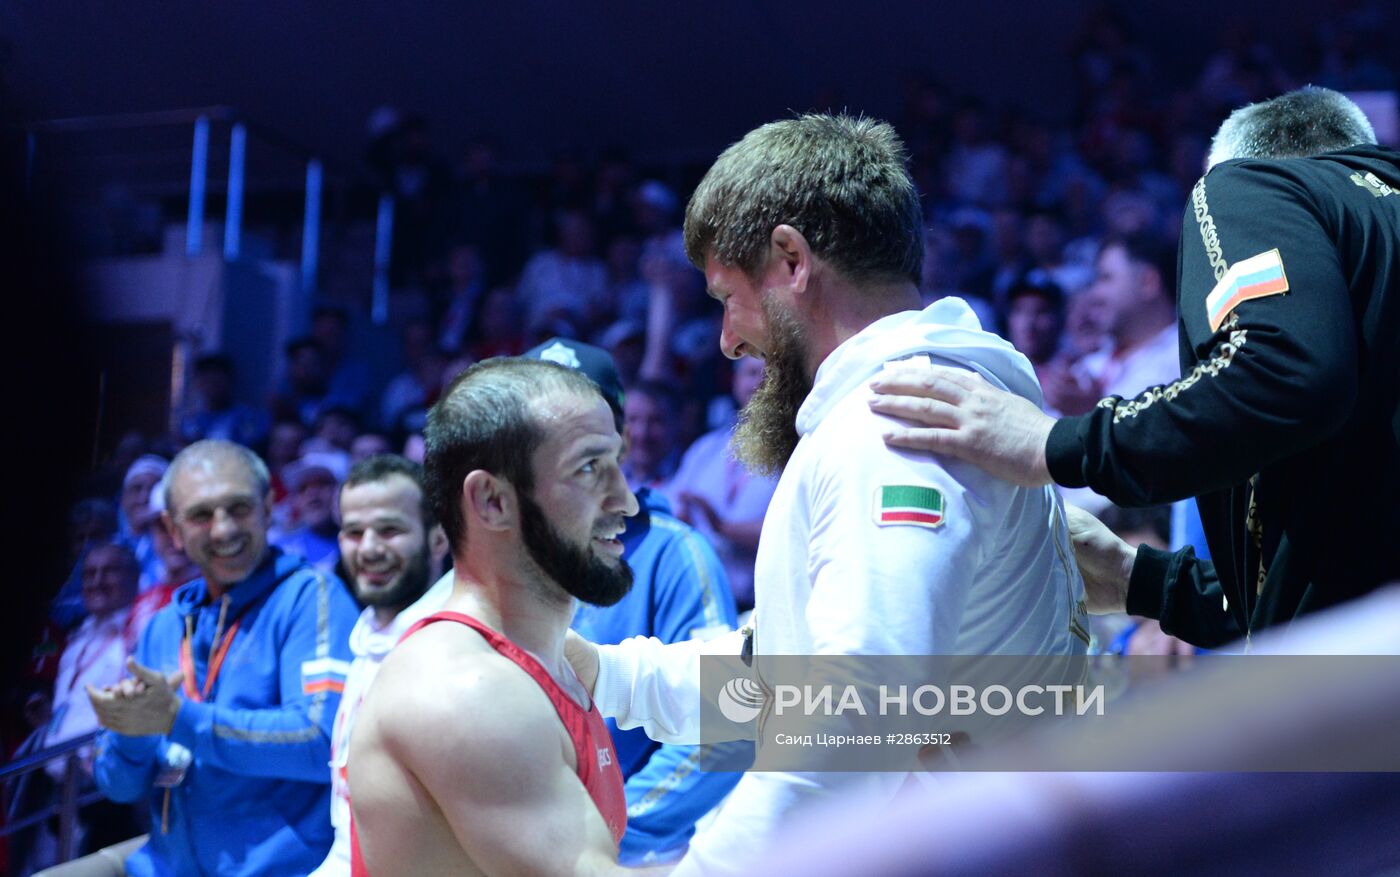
180,616 -> 242,704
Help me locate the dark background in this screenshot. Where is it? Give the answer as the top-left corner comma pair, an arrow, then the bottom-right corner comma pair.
4,0 -> 1324,165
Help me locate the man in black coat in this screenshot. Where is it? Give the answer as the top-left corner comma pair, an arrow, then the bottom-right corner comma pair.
869,87 -> 1400,648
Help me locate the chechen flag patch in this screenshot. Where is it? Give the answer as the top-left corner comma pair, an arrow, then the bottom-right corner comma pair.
874,485 -> 946,529
1205,248 -> 1290,331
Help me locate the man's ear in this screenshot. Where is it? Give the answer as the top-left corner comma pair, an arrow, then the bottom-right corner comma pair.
767,224 -> 813,296
463,470 -> 514,532
427,523 -> 449,562
161,511 -> 183,552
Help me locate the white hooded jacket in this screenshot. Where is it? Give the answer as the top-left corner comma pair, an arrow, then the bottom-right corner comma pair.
596,300 -> 1089,876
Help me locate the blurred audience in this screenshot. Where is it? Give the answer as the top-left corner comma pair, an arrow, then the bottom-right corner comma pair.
117,455 -> 168,589
667,357 -> 778,612
8,543 -> 144,872
180,353 -> 268,448
271,337 -> 336,427
1002,276 -> 1068,410
622,380 -> 683,493
270,451 -> 350,572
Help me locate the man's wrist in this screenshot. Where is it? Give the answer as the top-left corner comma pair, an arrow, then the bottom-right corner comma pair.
167,698 -> 206,748
1125,545 -> 1171,619
1044,417 -> 1089,488
1031,419 -> 1054,486
1119,545 -> 1138,607
161,694 -> 181,735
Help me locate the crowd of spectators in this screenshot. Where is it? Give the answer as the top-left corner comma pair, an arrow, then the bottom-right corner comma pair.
3,3 -> 1394,871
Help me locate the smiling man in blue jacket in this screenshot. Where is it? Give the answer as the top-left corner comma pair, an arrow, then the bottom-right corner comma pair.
89,439 -> 359,877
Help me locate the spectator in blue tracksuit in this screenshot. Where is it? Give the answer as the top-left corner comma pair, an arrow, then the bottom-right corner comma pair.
90,440 -> 358,877
526,339 -> 746,865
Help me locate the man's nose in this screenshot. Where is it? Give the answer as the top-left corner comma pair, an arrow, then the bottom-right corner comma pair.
210,507 -> 238,537
607,467 -> 640,518
359,528 -> 386,554
719,316 -> 745,361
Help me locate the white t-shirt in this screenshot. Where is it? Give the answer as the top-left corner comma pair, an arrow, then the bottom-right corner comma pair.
1076,323 -> 1181,402
308,574 -> 452,877
45,610 -> 133,782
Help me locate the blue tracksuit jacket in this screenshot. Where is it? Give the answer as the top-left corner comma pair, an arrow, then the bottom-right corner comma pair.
94,548 -> 358,876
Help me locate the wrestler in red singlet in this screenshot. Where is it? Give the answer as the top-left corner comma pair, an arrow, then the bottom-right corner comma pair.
350,611 -> 626,876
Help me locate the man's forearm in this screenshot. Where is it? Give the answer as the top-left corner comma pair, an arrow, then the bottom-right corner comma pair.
168,697 -> 336,781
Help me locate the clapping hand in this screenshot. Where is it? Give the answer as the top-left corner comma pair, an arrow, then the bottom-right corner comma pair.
87,657 -> 184,736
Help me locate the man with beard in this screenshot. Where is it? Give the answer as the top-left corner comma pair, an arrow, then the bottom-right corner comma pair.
348,359 -> 670,876
309,454 -> 449,877
565,114 -> 1089,876
527,337 -> 742,866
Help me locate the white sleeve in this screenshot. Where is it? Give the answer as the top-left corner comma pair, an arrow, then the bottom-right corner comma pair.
592,629 -> 745,744
803,408 -> 989,656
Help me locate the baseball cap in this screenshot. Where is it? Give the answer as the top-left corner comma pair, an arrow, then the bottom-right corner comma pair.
282,451 -> 350,492
123,455 -> 169,488
523,338 -> 625,421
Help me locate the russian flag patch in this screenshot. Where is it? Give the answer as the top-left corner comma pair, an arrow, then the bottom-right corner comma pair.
874,485 -> 946,529
1205,249 -> 1290,331
301,657 -> 350,695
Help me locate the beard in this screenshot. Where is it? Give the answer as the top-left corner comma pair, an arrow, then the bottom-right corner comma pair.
341,543 -> 434,611
518,491 -> 634,607
731,298 -> 812,476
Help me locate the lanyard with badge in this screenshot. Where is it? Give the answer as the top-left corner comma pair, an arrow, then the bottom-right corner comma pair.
155,595 -> 240,832
179,596 -> 242,703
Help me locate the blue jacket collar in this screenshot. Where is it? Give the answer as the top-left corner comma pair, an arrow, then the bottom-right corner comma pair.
173,547 -> 308,618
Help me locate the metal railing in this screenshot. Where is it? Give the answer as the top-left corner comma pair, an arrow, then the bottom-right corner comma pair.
1,731 -> 106,863
23,106 -> 394,322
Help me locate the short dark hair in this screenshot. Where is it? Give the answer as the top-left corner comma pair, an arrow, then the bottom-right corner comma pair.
341,454 -> 435,530
684,113 -> 924,287
424,358 -> 603,556
1005,275 -> 1065,311
1099,233 -> 1176,298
